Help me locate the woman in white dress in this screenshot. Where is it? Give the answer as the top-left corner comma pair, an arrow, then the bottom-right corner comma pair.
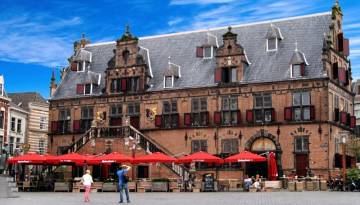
81,170 -> 93,202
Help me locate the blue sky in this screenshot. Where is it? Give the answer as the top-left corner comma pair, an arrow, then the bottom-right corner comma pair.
0,0 -> 359,99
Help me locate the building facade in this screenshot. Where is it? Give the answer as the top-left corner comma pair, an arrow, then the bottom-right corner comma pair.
7,102 -> 28,156
48,3 -> 356,180
8,93 -> 49,154
0,75 -> 10,154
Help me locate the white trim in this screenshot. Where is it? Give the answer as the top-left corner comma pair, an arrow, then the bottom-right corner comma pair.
139,46 -> 154,78
207,32 -> 219,48
243,50 -> 252,65
164,76 -> 174,88
300,52 -> 309,66
203,46 -> 213,59
97,74 -> 101,85
85,12 -> 331,46
84,83 -> 92,95
168,62 -> 181,78
266,38 -> 278,52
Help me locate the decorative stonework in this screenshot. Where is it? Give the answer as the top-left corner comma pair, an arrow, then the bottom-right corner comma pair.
245,129 -> 281,151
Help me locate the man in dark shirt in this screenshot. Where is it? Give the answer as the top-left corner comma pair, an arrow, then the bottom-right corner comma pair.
117,165 -> 131,203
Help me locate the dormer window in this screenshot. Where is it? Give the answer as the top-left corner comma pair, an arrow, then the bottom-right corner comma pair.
222,67 -> 237,83
265,24 -> 283,52
267,38 -> 277,51
291,64 -> 305,78
203,46 -> 213,59
164,76 -> 174,88
76,83 -> 92,95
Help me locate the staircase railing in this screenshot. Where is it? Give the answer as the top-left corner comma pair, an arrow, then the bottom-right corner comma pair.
65,125 -> 190,179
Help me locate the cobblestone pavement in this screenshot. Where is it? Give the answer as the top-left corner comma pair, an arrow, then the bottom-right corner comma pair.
2,191 -> 360,205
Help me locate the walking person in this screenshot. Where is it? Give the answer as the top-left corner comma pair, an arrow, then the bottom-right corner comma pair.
117,165 -> 131,203
81,169 -> 93,202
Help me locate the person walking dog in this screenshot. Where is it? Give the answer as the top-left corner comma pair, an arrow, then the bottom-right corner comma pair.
81,169 -> 93,202
117,165 -> 131,203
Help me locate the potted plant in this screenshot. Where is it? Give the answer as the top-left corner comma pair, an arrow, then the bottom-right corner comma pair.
151,178 -> 169,192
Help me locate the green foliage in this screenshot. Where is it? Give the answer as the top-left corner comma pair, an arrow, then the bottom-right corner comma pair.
347,168 -> 360,180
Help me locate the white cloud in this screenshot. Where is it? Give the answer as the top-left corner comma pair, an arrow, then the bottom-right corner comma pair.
170,0 -> 237,5
168,17 -> 184,26
0,14 -> 81,67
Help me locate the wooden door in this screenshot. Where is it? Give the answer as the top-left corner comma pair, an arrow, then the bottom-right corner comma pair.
295,154 -> 309,177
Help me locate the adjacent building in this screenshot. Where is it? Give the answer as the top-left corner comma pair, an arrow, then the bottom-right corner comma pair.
0,75 -> 9,154
7,102 -> 28,155
48,2 -> 356,180
8,93 -> 49,154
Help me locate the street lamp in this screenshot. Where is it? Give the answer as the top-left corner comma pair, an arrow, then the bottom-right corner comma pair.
340,132 -> 347,191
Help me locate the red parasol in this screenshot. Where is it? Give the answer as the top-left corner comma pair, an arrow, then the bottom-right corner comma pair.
7,153 -> 47,164
133,152 -> 177,164
177,151 -> 224,164
89,152 -> 133,164
268,152 -> 278,180
224,151 -> 266,163
49,153 -> 95,165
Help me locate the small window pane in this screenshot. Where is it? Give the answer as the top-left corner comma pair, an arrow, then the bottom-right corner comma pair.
171,101 -> 177,112
85,84 -> 91,94
163,102 -> 170,113
292,65 -> 301,77
255,96 -> 263,108
263,95 -> 272,107
295,138 -> 302,152
267,38 -> 276,50
222,98 -> 229,110
303,107 -> 310,120
294,108 -> 302,121
230,97 -> 237,110
223,111 -> 231,125
302,92 -> 310,105
231,111 -> 238,124
200,99 -> 207,111
231,68 -> 237,82
254,110 -> 263,123
165,76 -> 173,88
204,47 -> 212,58
192,100 -> 199,112
264,109 -> 272,122
293,93 -> 301,106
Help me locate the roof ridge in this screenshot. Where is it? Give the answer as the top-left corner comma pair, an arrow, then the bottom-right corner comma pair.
86,11 -> 331,47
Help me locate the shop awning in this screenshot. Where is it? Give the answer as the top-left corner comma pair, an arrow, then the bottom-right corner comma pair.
49,153 -> 96,165
89,152 -> 133,164
7,153 -> 48,164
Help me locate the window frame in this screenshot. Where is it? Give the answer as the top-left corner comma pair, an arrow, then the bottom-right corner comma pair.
162,100 -> 178,128
80,106 -> 94,132
191,140 -> 208,153
294,136 -> 309,153
39,139 -> 45,155
221,96 -> 239,125
253,93 -> 273,123
0,111 -> 4,129
10,117 -> 16,132
40,116 -> 46,130
266,38 -> 278,52
84,83 -> 92,95
221,67 -> 237,83
127,103 -> 140,116
203,46 -> 213,59
164,76 -> 174,88
292,91 -> 311,121
221,138 -> 239,154
191,98 -> 208,127
16,119 -> 22,134
291,64 -> 301,78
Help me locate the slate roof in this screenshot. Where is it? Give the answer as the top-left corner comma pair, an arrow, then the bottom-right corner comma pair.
8,92 -> 48,111
51,12 -> 332,100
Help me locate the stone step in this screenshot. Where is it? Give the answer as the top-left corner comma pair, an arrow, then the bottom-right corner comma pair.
8,182 -> 17,187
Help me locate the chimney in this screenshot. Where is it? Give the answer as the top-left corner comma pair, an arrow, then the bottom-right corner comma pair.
50,69 -> 57,97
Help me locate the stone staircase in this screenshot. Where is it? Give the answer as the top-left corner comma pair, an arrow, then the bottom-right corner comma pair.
65,125 -> 189,180
0,175 -> 19,198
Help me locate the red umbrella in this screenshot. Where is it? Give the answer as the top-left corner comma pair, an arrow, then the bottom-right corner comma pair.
89,152 -> 133,164
224,151 -> 266,163
133,152 -> 177,164
50,153 -> 95,165
177,151 -> 223,164
7,153 -> 46,164
268,152 -> 278,180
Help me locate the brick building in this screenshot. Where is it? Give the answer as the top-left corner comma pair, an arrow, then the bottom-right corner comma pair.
48,2 -> 356,180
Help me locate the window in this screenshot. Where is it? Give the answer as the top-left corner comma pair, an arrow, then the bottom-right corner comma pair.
253,94 -> 273,123
222,96 -> 239,125
292,92 -> 311,121
84,84 -> 92,95
267,38 -> 277,51
294,136 -> 309,153
110,78 -> 121,93
164,76 -> 173,88
16,138 -> 20,149
162,100 -> 178,128
191,98 -> 208,126
292,64 -> 302,78
222,67 -> 237,83
334,95 -> 339,109
127,103 -> 140,116
0,136 -> 3,154
17,119 -> 22,133
335,138 -> 340,153
59,109 -> 71,133
203,46 -> 213,59
78,61 -> 84,71
0,111 -> 4,129
191,140 -> 207,153
109,104 -> 122,126
0,83 -> 2,96
127,77 -> 139,92
40,116 -> 46,130
39,139 -> 45,155
221,138 -> 239,154
11,117 -> 15,132
9,137 -> 14,155
81,107 -> 93,132
110,77 -> 140,93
